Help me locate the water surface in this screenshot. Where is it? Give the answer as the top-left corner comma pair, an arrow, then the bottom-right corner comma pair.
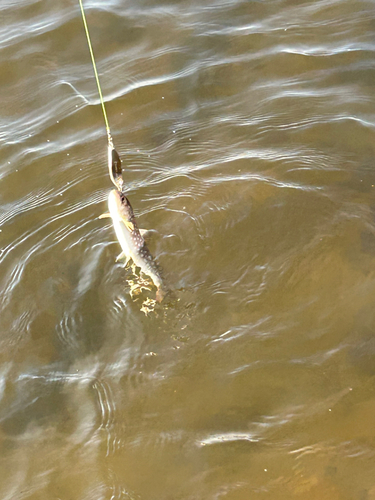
1,0 -> 375,498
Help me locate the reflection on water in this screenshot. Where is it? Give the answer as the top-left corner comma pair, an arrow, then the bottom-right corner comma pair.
1,0 -> 375,498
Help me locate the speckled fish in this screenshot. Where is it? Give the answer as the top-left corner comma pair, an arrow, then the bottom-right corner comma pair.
100,189 -> 165,302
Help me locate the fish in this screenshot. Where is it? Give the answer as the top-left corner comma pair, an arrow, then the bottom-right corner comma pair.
100,189 -> 166,302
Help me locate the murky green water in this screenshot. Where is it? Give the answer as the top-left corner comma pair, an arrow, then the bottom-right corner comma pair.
1,0 -> 375,498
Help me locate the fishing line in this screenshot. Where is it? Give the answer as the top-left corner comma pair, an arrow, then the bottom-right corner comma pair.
78,0 -> 123,189
78,0 -> 110,138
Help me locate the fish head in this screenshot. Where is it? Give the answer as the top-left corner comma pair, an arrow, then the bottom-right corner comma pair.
108,189 -> 135,226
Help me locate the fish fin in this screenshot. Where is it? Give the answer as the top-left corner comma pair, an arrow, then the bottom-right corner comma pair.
139,229 -> 150,237
121,218 -> 134,231
156,287 -> 165,303
116,251 -> 129,264
99,213 -> 112,219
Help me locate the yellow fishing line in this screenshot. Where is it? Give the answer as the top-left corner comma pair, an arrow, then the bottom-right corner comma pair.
78,0 -> 112,142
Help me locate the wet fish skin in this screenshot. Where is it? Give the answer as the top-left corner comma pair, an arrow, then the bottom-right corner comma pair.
105,189 -> 165,301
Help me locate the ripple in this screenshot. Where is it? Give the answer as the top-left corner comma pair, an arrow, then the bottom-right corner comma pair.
93,379 -> 119,456
0,6 -> 75,50
197,431 -> 260,447
1,0 -> 375,496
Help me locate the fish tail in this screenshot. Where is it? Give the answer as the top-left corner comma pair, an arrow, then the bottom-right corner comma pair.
156,287 -> 165,303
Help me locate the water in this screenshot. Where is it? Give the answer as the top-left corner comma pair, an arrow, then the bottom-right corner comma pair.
1,0 -> 375,498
